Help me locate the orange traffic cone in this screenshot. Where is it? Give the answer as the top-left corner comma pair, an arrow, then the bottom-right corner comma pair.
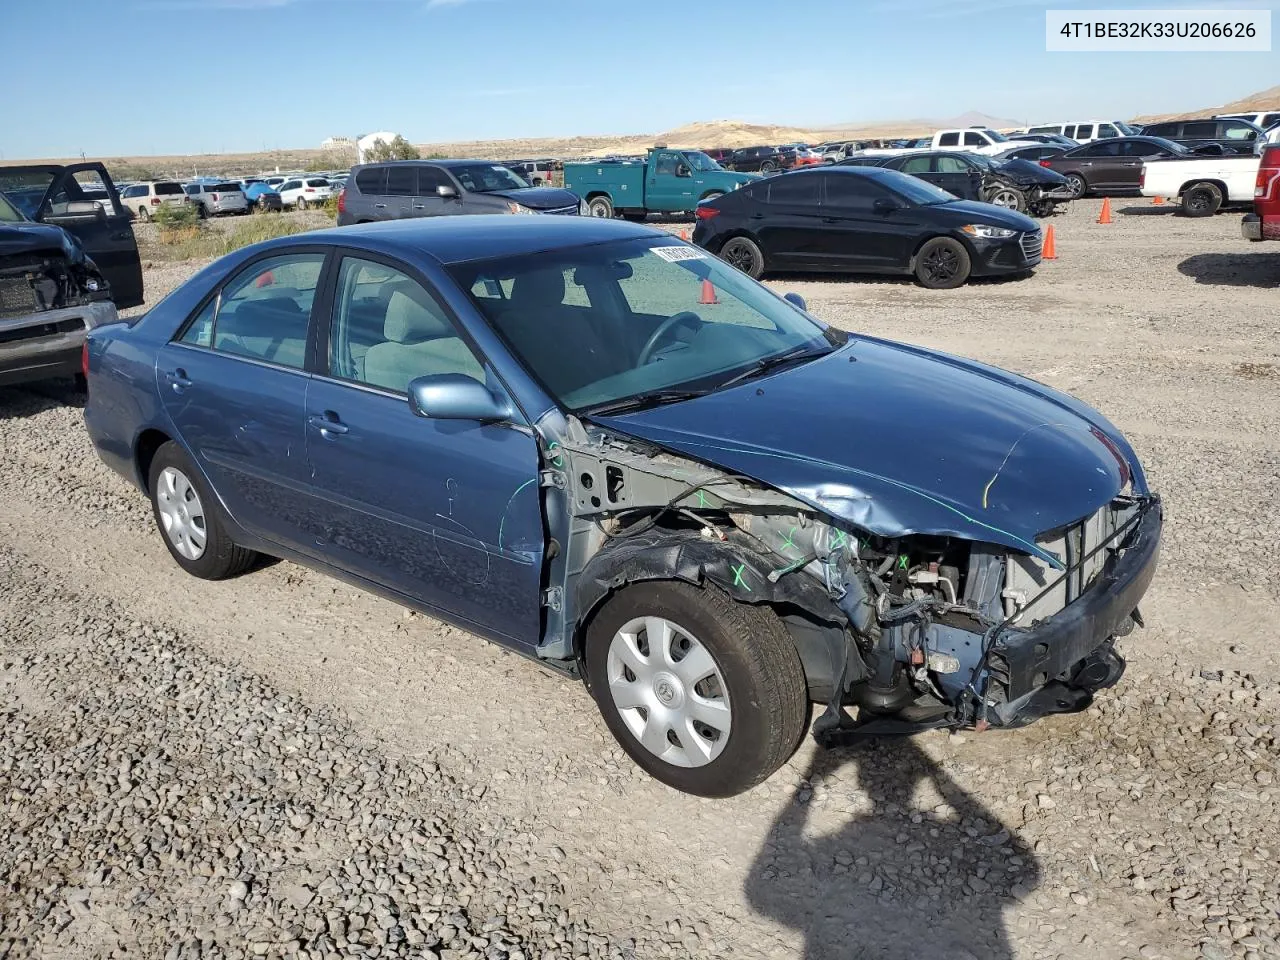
1097,197 -> 1113,224
1042,224 -> 1057,260
1152,195 -> 1164,205
699,279 -> 719,305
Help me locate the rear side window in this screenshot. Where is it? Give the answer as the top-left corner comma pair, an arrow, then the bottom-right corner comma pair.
1028,125 -> 1059,135
1142,123 -> 1174,138
180,253 -> 326,370
899,156 -> 931,173
385,166 -> 416,196
213,182 -> 240,192
155,182 -> 184,195
1122,140 -> 1163,157
184,185 -> 202,195
355,167 -> 387,194
767,175 -> 819,204
306,178 -> 329,188
1079,141 -> 1121,157
1075,124 -> 1094,139
281,180 -> 301,191
1182,121 -> 1216,138
937,132 -> 959,146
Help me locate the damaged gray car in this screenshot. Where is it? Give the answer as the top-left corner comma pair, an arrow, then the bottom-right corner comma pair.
84,217 -> 1162,797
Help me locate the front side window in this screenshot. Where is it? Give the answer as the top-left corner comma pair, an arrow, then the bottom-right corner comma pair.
1221,122 -> 1257,141
654,152 -> 678,176
1182,121 -> 1217,139
180,253 -> 325,369
330,257 -> 484,394
155,182 -> 184,195
450,164 -> 529,193
1098,124 -> 1119,138
934,156 -> 971,174
450,238 -> 835,411
962,132 -> 984,146
822,173 -> 890,210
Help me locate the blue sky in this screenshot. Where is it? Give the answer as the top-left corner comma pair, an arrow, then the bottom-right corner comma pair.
5,0 -> 1278,158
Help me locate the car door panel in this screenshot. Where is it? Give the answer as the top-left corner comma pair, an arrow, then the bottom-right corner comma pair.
814,174 -> 916,271
753,177 -> 824,267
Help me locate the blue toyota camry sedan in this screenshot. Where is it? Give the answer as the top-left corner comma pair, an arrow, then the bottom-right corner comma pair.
84,217 -> 1161,797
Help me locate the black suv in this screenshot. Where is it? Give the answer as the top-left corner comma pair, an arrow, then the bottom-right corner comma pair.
727,146 -> 785,173
1138,117 -> 1262,155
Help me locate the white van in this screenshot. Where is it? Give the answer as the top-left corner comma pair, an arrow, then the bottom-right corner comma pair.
1023,120 -> 1137,144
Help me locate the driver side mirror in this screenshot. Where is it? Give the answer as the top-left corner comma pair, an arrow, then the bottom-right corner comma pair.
783,292 -> 807,312
437,184 -> 459,199
408,374 -> 512,422
675,164 -> 691,178
872,197 -> 899,215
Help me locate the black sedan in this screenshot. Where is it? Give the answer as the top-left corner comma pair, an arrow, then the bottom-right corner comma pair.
1041,136 -> 1196,198
692,166 -> 1042,289
842,152 -> 1070,216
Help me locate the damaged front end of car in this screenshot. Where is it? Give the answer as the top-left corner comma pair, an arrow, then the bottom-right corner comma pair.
534,409 -> 1161,747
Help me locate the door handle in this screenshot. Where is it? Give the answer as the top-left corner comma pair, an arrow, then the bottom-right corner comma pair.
308,413 -> 349,437
374,203 -> 387,209
412,204 -> 427,209
750,213 -> 765,219
822,217 -> 840,224
165,368 -> 192,392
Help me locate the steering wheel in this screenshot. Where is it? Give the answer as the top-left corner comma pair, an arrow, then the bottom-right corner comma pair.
638,311 -> 704,365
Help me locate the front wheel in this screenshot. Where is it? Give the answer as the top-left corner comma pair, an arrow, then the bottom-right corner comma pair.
585,581 -> 807,797
719,236 -> 765,279
914,236 -> 972,289
1181,182 -> 1223,217
985,185 -> 1026,212
148,442 -> 258,580
587,195 -> 614,218
760,160 -> 778,174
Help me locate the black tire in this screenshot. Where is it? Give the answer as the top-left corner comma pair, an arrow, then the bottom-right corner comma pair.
584,581 -> 807,797
760,160 -> 778,174
719,236 -> 765,279
985,185 -> 1026,212
297,197 -> 308,211
1064,172 -> 1087,199
621,211 -> 648,222
587,195 -> 614,218
1181,182 -> 1223,217
196,203 -> 208,220
914,236 -> 972,290
138,206 -> 151,222
148,442 -> 257,581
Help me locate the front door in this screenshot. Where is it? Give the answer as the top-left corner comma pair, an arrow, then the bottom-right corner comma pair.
646,151 -> 694,211
812,173 -> 916,271
304,253 -> 544,648
157,251 -> 328,553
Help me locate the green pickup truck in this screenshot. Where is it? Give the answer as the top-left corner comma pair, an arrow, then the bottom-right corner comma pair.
563,148 -> 758,219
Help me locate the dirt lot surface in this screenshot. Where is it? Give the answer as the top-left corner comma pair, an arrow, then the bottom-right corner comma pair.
2,199 -> 1279,960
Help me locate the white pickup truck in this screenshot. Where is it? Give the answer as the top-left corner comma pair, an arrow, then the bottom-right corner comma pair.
1139,154 -> 1260,216
856,128 -> 1041,159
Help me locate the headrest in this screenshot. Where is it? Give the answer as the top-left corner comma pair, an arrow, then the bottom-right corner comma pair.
384,288 -> 452,344
510,270 -> 565,308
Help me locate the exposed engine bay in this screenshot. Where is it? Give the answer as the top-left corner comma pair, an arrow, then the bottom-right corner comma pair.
0,250 -> 107,322
537,416 -> 1160,744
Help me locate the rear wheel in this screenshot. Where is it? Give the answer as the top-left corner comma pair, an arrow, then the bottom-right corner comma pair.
719,236 -> 765,279
297,197 -> 308,211
148,442 -> 258,580
587,195 -> 614,218
1181,182 -> 1223,217
138,206 -> 151,222
196,203 -> 208,220
585,581 -> 807,797
1064,172 -> 1087,199
914,236 -> 971,289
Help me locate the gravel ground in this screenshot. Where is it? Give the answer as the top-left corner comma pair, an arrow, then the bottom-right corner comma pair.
2,199 -> 1279,960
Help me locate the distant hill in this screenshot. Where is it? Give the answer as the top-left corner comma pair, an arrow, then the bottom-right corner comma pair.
1137,84 -> 1280,121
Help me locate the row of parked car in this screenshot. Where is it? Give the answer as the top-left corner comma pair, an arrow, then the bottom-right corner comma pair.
113,172 -> 347,220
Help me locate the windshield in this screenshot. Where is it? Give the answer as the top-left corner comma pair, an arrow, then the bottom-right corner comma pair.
450,164 -> 530,193
965,153 -> 995,169
1147,137 -> 1190,155
683,151 -> 722,172
0,191 -> 26,223
982,129 -> 1009,142
449,237 -> 835,411
1116,121 -> 1138,135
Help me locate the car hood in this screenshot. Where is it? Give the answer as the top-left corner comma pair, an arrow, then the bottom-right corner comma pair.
488,187 -> 581,209
0,221 -> 83,262
593,338 -> 1148,565
930,199 -> 1040,232
996,159 -> 1068,185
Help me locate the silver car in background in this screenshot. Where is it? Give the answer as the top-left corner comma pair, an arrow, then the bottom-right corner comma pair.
183,182 -> 249,217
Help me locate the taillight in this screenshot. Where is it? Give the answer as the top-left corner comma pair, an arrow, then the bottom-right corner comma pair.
81,342 -> 89,383
151,197 -> 161,204
211,193 -> 220,201
1139,170 -> 1145,188
1039,160 -> 1051,167
337,189 -> 346,214
694,206 -> 720,220
305,188 -> 315,193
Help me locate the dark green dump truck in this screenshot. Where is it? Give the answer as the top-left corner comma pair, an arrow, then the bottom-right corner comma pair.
563,147 -> 758,219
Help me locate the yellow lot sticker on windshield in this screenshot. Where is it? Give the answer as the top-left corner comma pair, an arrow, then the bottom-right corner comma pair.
652,245 -> 709,263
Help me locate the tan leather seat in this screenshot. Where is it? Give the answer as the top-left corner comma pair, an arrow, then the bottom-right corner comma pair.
363,288 -> 483,393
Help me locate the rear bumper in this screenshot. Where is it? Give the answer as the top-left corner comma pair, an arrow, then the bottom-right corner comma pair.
1242,213 -> 1264,241
986,498 -> 1162,725
0,301 -> 117,387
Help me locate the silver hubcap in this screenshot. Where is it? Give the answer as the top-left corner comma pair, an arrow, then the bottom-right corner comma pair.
606,616 -> 732,768
156,467 -> 207,560
992,190 -> 1019,208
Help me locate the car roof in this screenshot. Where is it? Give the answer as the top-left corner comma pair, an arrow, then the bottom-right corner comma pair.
277,216 -> 660,266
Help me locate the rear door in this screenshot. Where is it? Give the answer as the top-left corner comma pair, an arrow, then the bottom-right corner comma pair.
351,166 -> 388,220
1080,140 -> 1124,188
1118,140 -> 1165,190
383,164 -> 417,218
752,174 -> 824,268
21,163 -> 145,309
157,250 -> 329,553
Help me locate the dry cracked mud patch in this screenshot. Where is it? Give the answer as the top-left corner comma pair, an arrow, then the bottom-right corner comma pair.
2,200 -> 1280,960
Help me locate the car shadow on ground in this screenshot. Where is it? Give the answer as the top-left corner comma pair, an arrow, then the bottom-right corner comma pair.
0,379 -> 85,420
1117,205 -> 1180,216
1178,252 -> 1280,287
744,737 -> 1039,960
765,270 -> 1036,289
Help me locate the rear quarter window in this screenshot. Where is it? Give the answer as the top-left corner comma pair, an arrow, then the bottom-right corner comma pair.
156,182 -> 184,195
355,167 -> 387,194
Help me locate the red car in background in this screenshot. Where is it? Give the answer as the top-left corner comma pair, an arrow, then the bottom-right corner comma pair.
1243,144 -> 1280,241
